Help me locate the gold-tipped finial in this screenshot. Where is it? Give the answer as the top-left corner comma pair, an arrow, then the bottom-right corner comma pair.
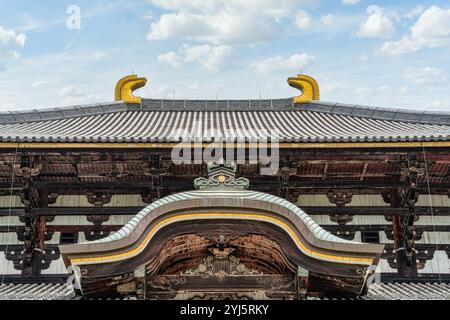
114,74 -> 148,104
288,74 -> 320,104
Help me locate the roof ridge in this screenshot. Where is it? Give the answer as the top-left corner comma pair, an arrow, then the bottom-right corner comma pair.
0,101 -> 128,125
306,101 -> 450,126
0,98 -> 449,126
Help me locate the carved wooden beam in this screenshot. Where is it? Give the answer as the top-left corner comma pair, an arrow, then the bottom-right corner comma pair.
3,206 -> 450,217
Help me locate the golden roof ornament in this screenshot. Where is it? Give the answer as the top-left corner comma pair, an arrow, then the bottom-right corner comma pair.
288,74 -> 320,103
114,74 -> 148,104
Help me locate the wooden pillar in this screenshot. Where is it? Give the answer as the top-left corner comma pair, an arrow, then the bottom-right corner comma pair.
390,187 -> 418,278
296,267 -> 309,300
21,185 -> 49,278
37,189 -> 48,250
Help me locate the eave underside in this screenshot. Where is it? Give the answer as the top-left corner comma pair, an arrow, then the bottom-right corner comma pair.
0,146 -> 449,289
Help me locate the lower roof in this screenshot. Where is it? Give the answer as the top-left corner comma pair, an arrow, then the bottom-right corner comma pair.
1,282 -> 449,300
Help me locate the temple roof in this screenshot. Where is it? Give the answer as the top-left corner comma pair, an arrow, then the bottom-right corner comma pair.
0,99 -> 450,144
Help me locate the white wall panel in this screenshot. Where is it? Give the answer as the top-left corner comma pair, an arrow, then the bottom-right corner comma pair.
420,251 -> 450,274
0,252 -> 20,275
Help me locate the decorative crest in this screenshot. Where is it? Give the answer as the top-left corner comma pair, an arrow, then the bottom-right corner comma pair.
114,74 -> 148,104
288,74 -> 320,103
194,159 -> 249,190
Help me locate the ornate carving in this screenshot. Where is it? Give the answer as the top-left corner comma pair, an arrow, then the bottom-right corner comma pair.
84,230 -> 110,241
47,192 -> 59,205
197,232 -> 245,246
416,248 -> 436,269
392,159 -> 423,277
287,189 -> 300,204
3,245 -> 60,272
20,163 -> 43,178
19,189 -> 39,210
382,190 -> 392,205
383,245 -> 438,271
87,215 -> 110,225
332,228 -> 356,240
16,229 -> 54,242
399,156 -> 426,178
140,189 -> 158,204
194,160 -> 249,190
86,191 -> 112,207
329,215 -> 354,226
326,190 -> 353,207
182,253 -> 262,278
384,228 -> 423,242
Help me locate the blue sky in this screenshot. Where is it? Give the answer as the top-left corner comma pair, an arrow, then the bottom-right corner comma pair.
0,0 -> 450,111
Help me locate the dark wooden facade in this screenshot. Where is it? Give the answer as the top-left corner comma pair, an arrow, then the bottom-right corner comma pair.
1,146 -> 449,282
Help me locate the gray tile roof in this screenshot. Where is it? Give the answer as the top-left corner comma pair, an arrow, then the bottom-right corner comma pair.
0,283 -> 75,300
362,282 -> 450,300
1,282 -> 449,300
0,99 -> 450,143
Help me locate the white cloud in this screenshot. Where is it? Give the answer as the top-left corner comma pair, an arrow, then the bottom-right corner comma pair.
295,10 -> 313,30
158,51 -> 183,68
381,6 -> 450,56
0,90 -> 16,111
380,38 -> 422,55
0,90 -> 15,97
93,52 -> 106,59
151,0 -> 306,17
148,12 -> 280,45
31,80 -> 50,88
250,53 -> 315,75
0,25 -> 26,60
9,51 -> 20,60
404,67 -> 448,85
58,85 -> 102,106
357,5 -> 395,39
158,44 -> 233,71
321,14 -> 334,26
59,85 -> 86,98
355,87 -> 373,96
16,13 -> 43,32
139,80 -> 226,100
148,0 -> 314,45
182,44 -> 232,71
342,0 -> 360,5
404,5 -> 425,20
378,85 -> 391,92
0,26 -> 26,47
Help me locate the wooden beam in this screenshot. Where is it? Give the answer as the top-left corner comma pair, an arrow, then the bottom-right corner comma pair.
324,225 -> 450,233
1,206 -> 450,217
0,180 -> 422,191
304,207 -> 450,216
31,207 -> 142,216
1,141 -> 450,149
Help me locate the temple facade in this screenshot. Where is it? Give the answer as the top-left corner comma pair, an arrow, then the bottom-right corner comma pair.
0,74 -> 449,299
